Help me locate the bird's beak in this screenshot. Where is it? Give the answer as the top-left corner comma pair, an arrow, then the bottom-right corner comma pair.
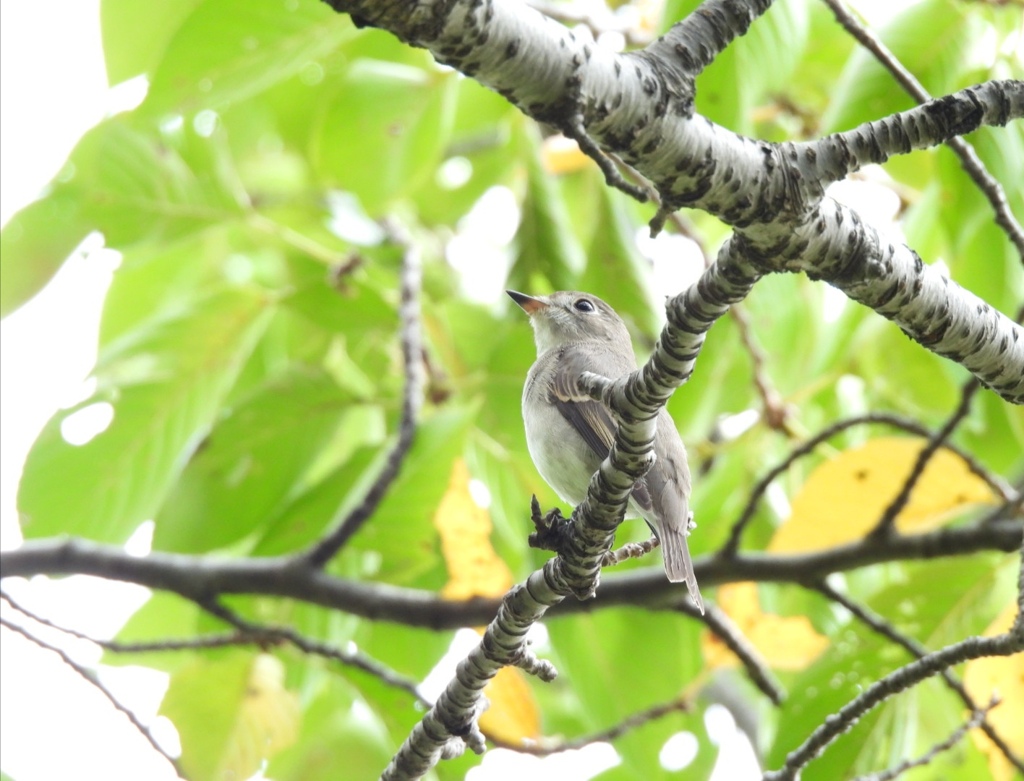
506,290 -> 547,315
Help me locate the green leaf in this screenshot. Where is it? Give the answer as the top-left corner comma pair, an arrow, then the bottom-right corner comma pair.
152,366 -> 357,553
767,628 -> 892,778
1,115 -> 249,318
281,259 -> 397,339
267,680 -> 393,781
0,189 -> 92,317
141,0 -> 354,117
822,0 -> 984,133
99,228 -> 242,346
350,406 -> 477,586
161,652 -> 254,780
508,126 -> 586,291
686,0 -> 810,134
578,188 -> 660,339
546,609 -> 702,727
412,77 -> 518,226
250,436 -> 385,557
19,288 -> 273,543
101,0 -> 204,84
310,58 -> 458,214
162,651 -> 299,781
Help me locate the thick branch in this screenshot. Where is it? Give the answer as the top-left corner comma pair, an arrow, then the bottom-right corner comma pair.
322,0 -> 1024,399
648,0 -> 775,78
3,520 -> 1019,630
743,201 -> 1024,401
792,81 -> 1024,187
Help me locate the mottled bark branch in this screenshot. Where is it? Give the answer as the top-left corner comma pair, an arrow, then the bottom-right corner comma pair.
792,81 -> 1024,188
746,200 -> 1024,401
648,0 -> 775,77
321,0 -> 1024,401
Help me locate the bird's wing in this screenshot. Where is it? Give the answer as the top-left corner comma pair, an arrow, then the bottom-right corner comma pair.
548,347 -> 653,512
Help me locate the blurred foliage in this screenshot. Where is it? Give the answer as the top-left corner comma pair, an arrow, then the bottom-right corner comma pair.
2,0 -> 1023,778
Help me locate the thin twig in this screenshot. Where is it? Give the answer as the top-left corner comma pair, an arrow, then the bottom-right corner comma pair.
302,223 -> 424,567
564,118 -> 649,202
810,580 -> 1024,774
694,602 -> 786,705
820,0 -> 1024,262
0,589 -> 250,653
762,630 -> 1024,781
603,541 -> 784,703
487,695 -> 692,755
729,303 -> 792,432
870,380 -> 981,538
526,0 -> 655,48
0,616 -> 184,777
199,599 -> 429,705
720,411 -> 1013,556
1,589 -> 431,706
850,699 -> 999,781
601,536 -> 661,567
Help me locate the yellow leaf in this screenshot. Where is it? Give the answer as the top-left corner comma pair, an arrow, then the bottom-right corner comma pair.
221,654 -> 300,779
702,582 -> 829,671
479,665 -> 542,744
769,437 -> 996,553
434,459 -> 513,600
433,462 -> 539,743
540,135 -> 590,175
964,603 -> 1024,781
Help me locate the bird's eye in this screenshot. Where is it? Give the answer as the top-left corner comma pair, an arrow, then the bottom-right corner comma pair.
574,299 -> 595,313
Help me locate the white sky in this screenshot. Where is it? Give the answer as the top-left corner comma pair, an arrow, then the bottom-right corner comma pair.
0,0 -> 917,779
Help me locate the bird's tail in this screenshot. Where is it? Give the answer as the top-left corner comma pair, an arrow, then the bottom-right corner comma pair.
661,525 -> 703,614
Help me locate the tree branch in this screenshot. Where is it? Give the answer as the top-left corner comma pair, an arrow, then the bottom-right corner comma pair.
3,520 -> 1019,630
321,0 -> 1024,400
792,81 -> 1024,187
488,694 -> 692,755
0,616 -> 183,777
820,0 -> 1024,261
301,225 -> 423,567
647,0 -> 775,77
198,599 -> 429,704
810,580 -> 1024,774
761,630 -> 1024,781
849,699 -> 998,781
721,411 -> 1014,556
695,602 -> 786,705
869,380 -> 981,538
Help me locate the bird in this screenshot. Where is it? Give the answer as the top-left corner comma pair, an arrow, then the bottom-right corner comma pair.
508,289 -> 703,612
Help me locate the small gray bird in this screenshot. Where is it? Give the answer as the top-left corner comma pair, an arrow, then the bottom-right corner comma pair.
508,290 -> 703,612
